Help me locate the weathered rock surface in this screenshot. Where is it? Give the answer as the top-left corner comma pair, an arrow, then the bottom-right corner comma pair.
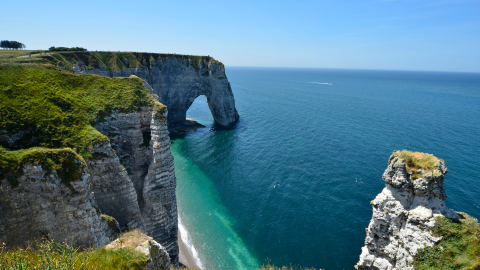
356,151 -> 459,270
86,141 -> 145,232
93,106 -> 178,264
106,231 -> 170,270
71,56 -> 239,128
139,240 -> 171,270
0,159 -> 117,248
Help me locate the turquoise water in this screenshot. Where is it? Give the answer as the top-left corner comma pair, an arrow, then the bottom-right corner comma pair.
172,68 -> 480,270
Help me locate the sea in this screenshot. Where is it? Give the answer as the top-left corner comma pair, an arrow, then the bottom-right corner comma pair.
171,67 -> 480,270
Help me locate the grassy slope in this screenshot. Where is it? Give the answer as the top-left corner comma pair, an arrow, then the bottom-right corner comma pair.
0,238 -> 149,270
0,50 -> 32,57
413,213 -> 480,270
0,229 -> 201,270
0,63 -> 165,184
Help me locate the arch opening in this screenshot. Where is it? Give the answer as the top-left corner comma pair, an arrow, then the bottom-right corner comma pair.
172,95 -> 210,133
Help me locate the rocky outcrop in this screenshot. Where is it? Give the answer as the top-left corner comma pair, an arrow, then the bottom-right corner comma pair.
106,230 -> 171,270
86,141 -> 145,232
356,151 -> 459,270
0,154 -> 117,249
140,239 -> 171,270
70,54 -> 239,128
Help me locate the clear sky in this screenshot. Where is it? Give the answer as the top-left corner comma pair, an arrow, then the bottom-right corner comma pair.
2,0 -> 480,72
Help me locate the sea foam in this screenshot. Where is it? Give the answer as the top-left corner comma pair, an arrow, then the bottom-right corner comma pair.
179,216 -> 204,270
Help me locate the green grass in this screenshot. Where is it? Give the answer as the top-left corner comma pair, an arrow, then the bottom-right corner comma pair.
413,213 -> 480,270
0,239 -> 149,270
0,63 -> 165,184
396,150 -> 442,180
0,50 -> 48,65
42,51 -> 224,71
0,64 -> 163,151
0,50 -> 34,58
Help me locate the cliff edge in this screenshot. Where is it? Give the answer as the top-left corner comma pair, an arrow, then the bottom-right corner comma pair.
44,52 -> 240,128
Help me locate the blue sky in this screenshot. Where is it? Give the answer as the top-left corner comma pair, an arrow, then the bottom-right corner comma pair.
2,0 -> 479,72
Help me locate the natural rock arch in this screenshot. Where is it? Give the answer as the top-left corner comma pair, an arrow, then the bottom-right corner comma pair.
134,59 -> 239,128
70,55 -> 239,128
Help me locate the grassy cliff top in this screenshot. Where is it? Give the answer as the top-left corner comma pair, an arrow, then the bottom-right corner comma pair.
44,51 -> 224,71
0,63 -> 165,184
395,150 -> 443,180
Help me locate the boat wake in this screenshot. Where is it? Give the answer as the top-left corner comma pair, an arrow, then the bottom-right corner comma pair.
307,82 -> 332,85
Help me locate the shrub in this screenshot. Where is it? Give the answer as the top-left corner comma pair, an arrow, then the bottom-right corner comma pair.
413,213 -> 480,270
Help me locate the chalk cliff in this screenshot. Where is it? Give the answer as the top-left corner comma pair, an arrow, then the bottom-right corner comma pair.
356,151 -> 459,270
50,52 -> 239,128
92,106 -> 178,262
0,149 -> 117,248
0,64 -> 179,265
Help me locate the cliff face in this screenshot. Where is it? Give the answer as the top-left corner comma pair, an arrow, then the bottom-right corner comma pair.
92,107 -> 178,262
0,150 -> 116,248
356,151 -> 459,270
56,52 -> 239,128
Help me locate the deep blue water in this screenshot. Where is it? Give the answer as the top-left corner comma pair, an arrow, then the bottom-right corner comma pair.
173,68 -> 480,270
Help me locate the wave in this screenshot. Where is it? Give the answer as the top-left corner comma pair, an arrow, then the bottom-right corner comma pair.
307,82 -> 332,85
178,216 -> 204,270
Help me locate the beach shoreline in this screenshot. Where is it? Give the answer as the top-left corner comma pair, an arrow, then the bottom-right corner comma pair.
178,219 -> 202,269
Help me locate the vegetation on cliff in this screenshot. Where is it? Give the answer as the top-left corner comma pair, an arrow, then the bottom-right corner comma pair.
43,51 -> 224,71
0,63 -> 165,185
0,64 -> 157,151
396,150 -> 442,180
0,147 -> 85,186
0,236 -> 149,270
413,213 -> 480,270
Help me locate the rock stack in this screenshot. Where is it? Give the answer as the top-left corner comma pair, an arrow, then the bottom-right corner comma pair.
356,151 -> 458,270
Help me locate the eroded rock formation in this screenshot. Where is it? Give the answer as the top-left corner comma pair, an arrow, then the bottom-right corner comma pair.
92,106 -> 178,263
356,151 -> 459,270
70,55 -> 239,128
0,152 -> 116,248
